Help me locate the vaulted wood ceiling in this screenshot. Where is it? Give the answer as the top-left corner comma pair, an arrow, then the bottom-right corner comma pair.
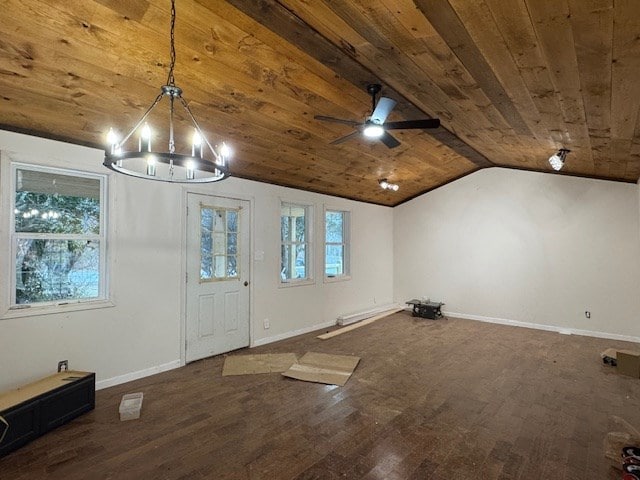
1,0 -> 638,206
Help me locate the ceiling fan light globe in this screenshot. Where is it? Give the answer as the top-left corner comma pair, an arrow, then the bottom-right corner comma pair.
363,124 -> 384,138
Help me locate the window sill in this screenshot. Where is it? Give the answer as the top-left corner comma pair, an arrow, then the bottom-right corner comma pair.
1,299 -> 115,320
279,278 -> 315,288
324,275 -> 351,284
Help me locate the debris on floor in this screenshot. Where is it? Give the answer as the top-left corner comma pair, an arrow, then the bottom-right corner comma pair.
604,416 -> 640,471
601,348 -> 618,366
119,392 -> 143,421
222,353 -> 298,376
601,348 -> 640,377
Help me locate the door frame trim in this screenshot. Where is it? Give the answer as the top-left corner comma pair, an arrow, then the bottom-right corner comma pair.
180,187 -> 255,366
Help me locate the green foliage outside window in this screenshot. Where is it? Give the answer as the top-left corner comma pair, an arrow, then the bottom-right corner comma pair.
13,168 -> 103,305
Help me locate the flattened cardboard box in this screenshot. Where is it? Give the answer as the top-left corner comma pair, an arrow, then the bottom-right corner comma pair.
282,352 -> 360,386
222,353 -> 298,376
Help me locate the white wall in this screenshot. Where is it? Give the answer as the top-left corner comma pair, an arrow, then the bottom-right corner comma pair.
0,130 -> 394,391
394,167 -> 640,339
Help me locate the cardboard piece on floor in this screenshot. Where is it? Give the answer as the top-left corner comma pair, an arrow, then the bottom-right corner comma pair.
281,352 -> 360,386
222,353 -> 298,376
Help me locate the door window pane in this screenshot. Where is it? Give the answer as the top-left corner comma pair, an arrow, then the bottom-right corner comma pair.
200,206 -> 240,281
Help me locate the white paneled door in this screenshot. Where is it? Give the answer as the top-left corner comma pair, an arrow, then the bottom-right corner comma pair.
185,193 -> 250,363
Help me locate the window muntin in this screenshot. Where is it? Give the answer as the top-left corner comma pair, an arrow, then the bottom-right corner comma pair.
325,210 -> 349,279
11,164 -> 106,307
200,206 -> 239,281
281,202 -> 311,282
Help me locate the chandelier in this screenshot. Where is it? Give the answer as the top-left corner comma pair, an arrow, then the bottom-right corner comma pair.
103,0 -> 230,183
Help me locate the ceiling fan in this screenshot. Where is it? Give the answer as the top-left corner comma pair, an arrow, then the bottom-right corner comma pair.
314,84 -> 440,148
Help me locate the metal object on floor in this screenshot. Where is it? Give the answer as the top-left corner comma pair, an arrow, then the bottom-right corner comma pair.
406,299 -> 445,319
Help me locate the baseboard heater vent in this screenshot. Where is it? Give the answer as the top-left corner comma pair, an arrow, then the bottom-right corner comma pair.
337,303 -> 401,326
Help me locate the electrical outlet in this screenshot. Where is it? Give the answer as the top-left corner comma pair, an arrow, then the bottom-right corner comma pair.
263,318 -> 270,330
585,311 -> 591,319
58,360 -> 68,372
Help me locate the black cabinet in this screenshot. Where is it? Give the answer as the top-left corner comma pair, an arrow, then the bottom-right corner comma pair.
0,371 -> 95,458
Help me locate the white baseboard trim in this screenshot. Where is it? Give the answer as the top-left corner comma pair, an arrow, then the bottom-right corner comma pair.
252,320 -> 336,347
337,303 -> 401,326
96,359 -> 182,390
445,311 -> 640,344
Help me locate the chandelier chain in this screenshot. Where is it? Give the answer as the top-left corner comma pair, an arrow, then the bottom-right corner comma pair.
167,0 -> 176,86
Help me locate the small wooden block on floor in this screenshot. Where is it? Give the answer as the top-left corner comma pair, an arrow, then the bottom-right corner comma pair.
617,350 -> 640,378
222,353 -> 298,376
317,308 -> 403,340
281,352 -> 360,386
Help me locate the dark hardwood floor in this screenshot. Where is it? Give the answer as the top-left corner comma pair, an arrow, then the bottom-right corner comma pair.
2,312 -> 639,479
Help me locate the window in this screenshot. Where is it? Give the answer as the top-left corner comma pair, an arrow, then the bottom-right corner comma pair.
10,164 -> 107,308
280,202 -> 312,283
324,209 -> 350,280
200,206 -> 239,281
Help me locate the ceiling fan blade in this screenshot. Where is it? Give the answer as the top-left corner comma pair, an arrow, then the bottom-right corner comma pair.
330,130 -> 362,145
379,131 -> 401,149
370,97 -> 397,124
314,115 -> 362,127
384,118 -> 441,130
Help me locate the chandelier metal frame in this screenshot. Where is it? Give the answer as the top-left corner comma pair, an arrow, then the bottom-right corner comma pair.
103,0 -> 229,183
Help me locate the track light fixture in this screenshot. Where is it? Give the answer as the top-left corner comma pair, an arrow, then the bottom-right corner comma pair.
379,178 -> 399,191
548,148 -> 570,171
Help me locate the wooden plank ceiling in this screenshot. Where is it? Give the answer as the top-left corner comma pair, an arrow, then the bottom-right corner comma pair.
1,0 -> 639,206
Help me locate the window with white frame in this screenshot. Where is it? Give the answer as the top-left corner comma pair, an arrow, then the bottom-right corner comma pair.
324,209 -> 350,279
10,164 -> 107,308
280,202 -> 312,283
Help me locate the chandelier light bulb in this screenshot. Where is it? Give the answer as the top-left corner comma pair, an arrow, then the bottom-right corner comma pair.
391,183 -> 399,191
379,180 -> 389,189
146,155 -> 157,176
220,142 -> 231,158
192,129 -> 203,158
139,123 -> 152,152
185,159 -> 195,180
107,128 -> 119,154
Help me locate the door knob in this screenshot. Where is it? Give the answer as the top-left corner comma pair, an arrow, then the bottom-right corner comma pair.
244,281 -> 249,286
